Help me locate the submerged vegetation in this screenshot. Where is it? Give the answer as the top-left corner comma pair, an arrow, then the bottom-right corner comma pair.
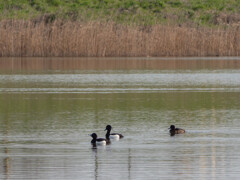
0,0 -> 240,26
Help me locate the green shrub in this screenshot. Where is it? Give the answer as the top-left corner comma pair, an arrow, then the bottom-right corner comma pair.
187,10 -> 194,18
192,4 -> 204,11
200,13 -> 212,24
168,0 -> 182,8
226,7 -> 234,11
46,0 -> 60,7
155,0 -> 165,8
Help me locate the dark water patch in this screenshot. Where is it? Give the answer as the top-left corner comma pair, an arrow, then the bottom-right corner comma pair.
1,57 -> 240,73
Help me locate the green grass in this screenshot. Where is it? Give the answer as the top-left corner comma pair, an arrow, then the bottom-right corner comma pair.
0,0 -> 240,26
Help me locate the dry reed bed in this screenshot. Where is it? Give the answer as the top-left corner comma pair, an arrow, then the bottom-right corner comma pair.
0,20 -> 239,57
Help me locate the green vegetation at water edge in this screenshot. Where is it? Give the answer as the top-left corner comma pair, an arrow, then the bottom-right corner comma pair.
0,0 -> 240,26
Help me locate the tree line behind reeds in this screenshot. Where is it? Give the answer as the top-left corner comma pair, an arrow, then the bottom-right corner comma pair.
0,19 -> 239,57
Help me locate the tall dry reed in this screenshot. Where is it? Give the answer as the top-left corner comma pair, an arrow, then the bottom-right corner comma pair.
0,19 -> 239,57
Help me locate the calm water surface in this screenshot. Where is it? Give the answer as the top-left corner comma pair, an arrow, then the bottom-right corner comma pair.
0,58 -> 240,179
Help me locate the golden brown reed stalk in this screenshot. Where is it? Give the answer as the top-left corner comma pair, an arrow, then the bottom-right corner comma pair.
0,19 -> 239,57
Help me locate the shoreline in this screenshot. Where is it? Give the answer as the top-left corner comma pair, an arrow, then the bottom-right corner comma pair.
1,57 -> 240,72
1,56 -> 240,60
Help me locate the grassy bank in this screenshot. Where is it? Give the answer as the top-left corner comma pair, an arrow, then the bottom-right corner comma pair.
0,0 -> 240,26
0,20 -> 239,57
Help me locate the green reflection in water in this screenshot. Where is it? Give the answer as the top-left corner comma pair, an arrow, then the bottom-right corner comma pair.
0,92 -> 239,133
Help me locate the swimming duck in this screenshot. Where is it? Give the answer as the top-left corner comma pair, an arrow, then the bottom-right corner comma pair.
90,133 -> 107,145
105,125 -> 124,140
169,125 -> 185,134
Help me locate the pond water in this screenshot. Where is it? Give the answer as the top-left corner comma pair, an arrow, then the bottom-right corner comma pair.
0,57 -> 240,179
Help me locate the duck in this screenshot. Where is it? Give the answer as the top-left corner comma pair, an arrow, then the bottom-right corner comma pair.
105,125 -> 124,140
90,133 -> 107,145
169,125 -> 185,134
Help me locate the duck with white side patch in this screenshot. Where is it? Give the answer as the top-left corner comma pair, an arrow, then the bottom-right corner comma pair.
105,125 -> 124,140
90,133 -> 107,146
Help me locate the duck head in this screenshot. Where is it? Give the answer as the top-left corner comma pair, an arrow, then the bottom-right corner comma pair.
104,125 -> 112,131
169,125 -> 175,130
90,133 -> 97,139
